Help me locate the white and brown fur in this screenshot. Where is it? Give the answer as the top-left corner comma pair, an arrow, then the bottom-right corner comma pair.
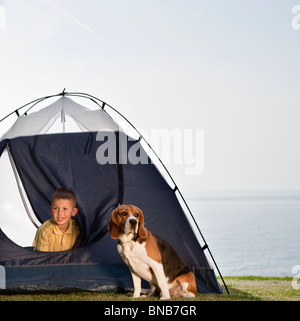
108,204 -> 197,300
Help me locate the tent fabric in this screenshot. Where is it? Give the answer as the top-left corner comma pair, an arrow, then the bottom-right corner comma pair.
1,97 -> 119,140
0,97 -> 223,294
0,229 -> 221,293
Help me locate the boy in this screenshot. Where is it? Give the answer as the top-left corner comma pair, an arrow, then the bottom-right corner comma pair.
33,187 -> 80,252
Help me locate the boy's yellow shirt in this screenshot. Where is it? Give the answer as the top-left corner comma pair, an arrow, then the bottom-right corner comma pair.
33,219 -> 80,252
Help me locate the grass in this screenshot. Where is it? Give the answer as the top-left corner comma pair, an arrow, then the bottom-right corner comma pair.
0,276 -> 298,301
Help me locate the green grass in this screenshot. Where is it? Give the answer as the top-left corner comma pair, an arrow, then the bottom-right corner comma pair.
0,276 -> 298,301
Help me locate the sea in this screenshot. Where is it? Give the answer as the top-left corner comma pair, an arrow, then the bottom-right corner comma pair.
1,187 -> 299,278
185,190 -> 300,277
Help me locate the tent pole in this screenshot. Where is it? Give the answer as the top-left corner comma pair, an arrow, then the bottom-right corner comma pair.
205,245 -> 230,295
0,94 -> 62,123
175,188 -> 230,295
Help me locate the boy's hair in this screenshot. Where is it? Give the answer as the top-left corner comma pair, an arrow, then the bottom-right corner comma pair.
51,187 -> 77,207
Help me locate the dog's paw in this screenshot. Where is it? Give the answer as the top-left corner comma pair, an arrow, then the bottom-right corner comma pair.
160,295 -> 171,300
183,292 -> 196,298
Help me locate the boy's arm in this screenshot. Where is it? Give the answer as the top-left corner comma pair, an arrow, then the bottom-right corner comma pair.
33,228 -> 50,251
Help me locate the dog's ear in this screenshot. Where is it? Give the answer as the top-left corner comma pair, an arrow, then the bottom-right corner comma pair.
138,209 -> 148,239
108,208 -> 121,239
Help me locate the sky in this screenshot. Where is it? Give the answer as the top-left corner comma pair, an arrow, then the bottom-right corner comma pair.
0,1 -> 300,244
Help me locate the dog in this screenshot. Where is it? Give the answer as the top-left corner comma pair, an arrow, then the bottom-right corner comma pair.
108,204 -> 197,300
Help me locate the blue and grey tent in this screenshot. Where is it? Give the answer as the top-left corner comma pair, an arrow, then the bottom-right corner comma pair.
0,91 -> 227,294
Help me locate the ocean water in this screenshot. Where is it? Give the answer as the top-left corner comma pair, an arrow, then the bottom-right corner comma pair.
186,190 -> 300,277
1,183 -> 299,277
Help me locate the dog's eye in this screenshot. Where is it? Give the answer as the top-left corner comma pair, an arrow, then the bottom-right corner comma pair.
134,213 -> 139,217
121,212 -> 127,216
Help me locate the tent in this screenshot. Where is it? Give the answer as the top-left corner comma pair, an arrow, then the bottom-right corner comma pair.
0,91 -> 227,294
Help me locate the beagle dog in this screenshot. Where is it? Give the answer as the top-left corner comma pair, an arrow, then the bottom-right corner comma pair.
108,204 -> 197,300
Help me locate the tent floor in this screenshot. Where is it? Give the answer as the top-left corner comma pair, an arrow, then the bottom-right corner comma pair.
0,264 -> 222,294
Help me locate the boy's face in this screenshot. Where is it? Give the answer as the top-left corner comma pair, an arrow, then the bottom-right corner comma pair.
50,198 -> 78,229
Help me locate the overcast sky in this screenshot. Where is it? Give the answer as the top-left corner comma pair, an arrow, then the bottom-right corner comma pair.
0,1 -> 300,244
1,0 -> 300,191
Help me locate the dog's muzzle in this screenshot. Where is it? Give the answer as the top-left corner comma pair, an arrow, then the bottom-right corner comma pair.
124,216 -> 138,234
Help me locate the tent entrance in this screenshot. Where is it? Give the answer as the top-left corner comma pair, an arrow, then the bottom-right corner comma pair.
0,149 -> 38,246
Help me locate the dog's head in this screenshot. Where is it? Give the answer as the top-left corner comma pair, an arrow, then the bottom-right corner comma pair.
108,204 -> 148,240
